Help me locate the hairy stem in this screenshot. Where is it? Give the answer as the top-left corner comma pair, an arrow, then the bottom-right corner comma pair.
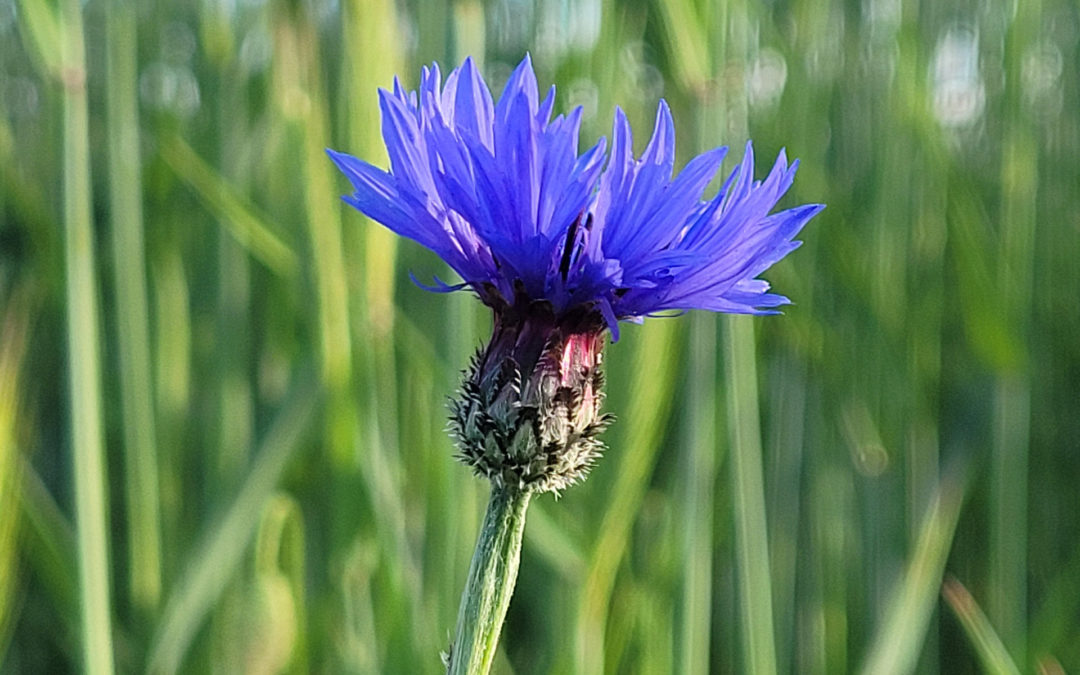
448,485 -> 532,675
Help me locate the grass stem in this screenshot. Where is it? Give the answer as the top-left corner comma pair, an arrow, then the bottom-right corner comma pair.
60,0 -> 116,670
105,0 -> 162,615
725,315 -> 777,675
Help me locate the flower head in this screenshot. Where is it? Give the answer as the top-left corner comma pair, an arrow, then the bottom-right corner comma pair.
329,54 -> 822,338
329,55 -> 822,491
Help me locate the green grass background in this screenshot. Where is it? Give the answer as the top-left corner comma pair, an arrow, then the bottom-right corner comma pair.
2,0 -> 1079,672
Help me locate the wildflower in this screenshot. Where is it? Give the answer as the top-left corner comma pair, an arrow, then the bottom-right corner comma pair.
329,54 -> 822,675
328,55 -> 822,493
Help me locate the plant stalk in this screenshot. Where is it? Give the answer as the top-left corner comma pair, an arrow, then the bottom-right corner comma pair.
59,0 -> 116,671
725,315 -> 778,675
448,484 -> 532,675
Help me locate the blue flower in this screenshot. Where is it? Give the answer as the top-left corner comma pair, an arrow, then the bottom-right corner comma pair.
329,55 -> 822,491
328,55 -> 822,342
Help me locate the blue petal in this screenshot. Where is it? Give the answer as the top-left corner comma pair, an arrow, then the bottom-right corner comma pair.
408,270 -> 469,293
496,54 -> 539,126
329,54 -> 822,324
450,57 -> 495,149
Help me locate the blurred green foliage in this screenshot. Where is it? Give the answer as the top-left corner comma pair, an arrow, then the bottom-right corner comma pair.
2,0 -> 1079,673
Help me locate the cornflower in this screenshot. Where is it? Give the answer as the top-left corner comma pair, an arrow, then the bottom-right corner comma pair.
329,54 -> 822,674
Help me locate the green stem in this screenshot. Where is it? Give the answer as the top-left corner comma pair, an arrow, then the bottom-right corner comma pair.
725,315 -> 778,675
60,0 -> 116,671
106,0 -> 163,615
448,485 -> 532,675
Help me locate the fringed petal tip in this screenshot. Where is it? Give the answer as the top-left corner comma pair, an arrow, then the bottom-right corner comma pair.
408,270 -> 469,293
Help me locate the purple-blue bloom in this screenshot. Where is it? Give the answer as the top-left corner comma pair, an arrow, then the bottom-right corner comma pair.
328,54 -> 822,342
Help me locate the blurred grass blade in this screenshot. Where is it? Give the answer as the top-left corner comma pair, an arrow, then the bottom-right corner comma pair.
524,501 -> 586,582
1029,539 -> 1080,664
341,0 -> 403,332
575,318 -> 681,674
152,251 -> 192,419
59,0 -> 116,671
764,358 -> 808,675
338,540 -> 380,672
811,468 -> 854,675
0,116 -> 58,242
654,0 -> 709,91
860,476 -> 965,675
106,0 -> 163,615
342,0 -> 403,387
0,288 -> 31,659
989,0 -> 1040,651
159,134 -> 298,277
253,494 -> 309,673
990,375 -> 1029,656
146,376 -> 319,674
725,315 -> 777,675
679,312 -> 718,674
271,3 -> 352,392
942,576 -> 1021,675
13,0 -> 62,76
18,460 -> 79,655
